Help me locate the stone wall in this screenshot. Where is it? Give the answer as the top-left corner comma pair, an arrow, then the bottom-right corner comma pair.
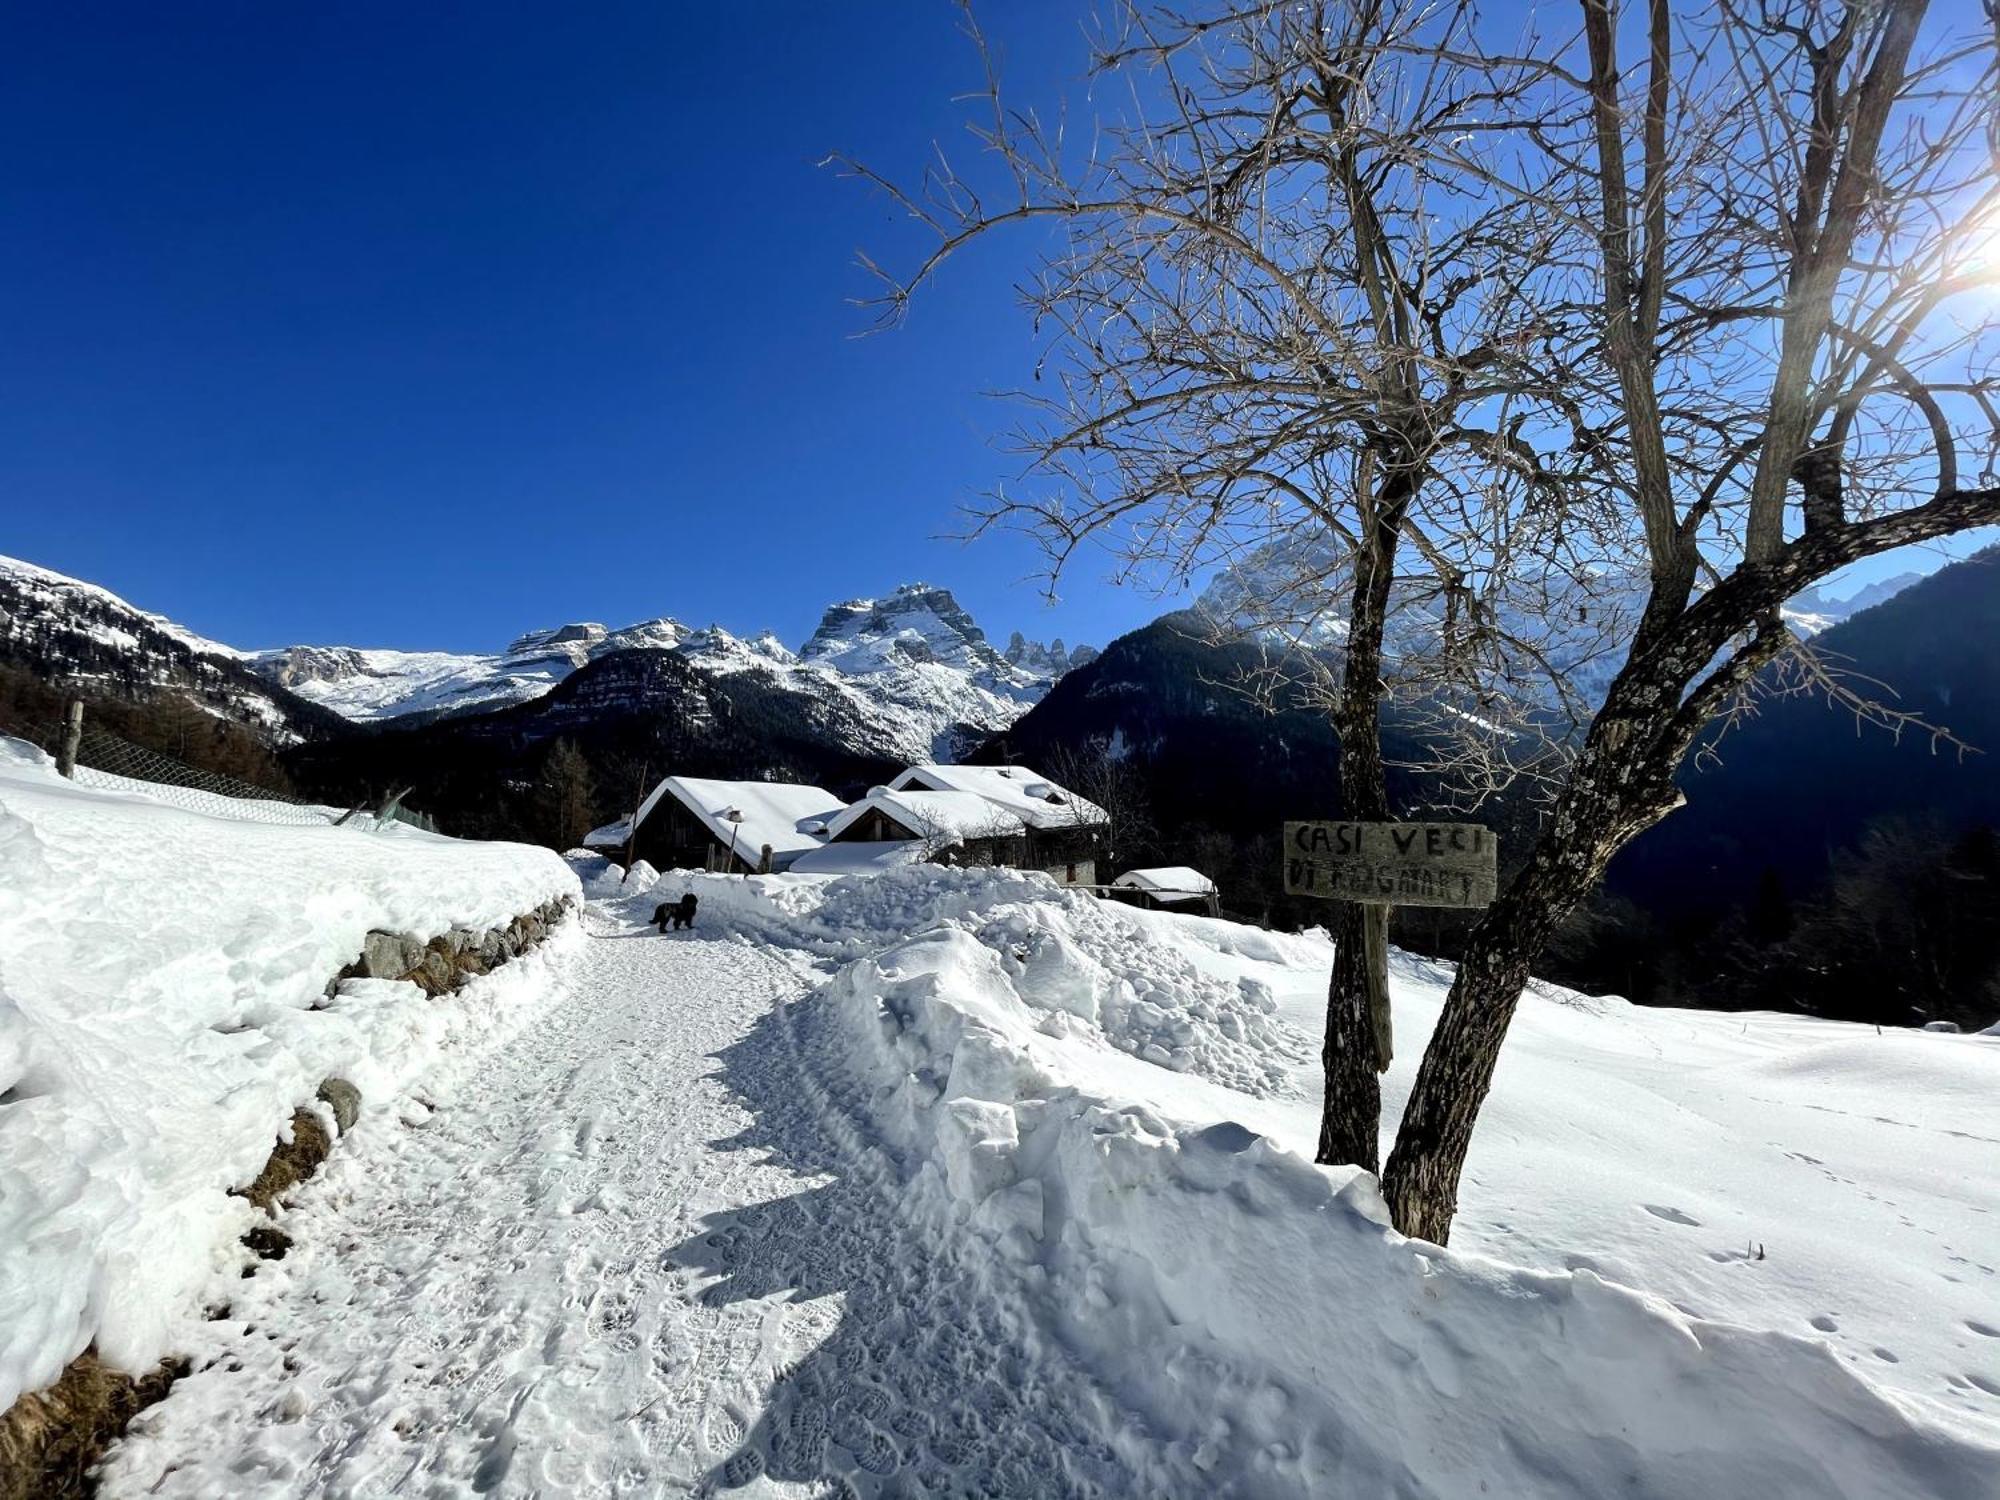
0,895 -> 577,1500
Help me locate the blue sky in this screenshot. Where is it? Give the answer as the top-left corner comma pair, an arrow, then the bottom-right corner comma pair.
1,2 -> 1183,655
0,3 -> 1974,658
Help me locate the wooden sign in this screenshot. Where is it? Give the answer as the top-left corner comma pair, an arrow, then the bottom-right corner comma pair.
1284,821 -> 1498,909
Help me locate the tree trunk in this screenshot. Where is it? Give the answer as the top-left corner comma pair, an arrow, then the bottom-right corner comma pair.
1378,644 -> 1707,1241
1377,862 -> 1588,1242
1316,472 -> 1409,1171
1373,486 -> 2000,1238
1319,901 -> 1385,1169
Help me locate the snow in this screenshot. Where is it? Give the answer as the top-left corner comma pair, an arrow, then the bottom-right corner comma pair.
1112,865 -> 1218,901
686,617 -> 1060,764
7,549 -> 1095,762
1789,572 -> 1926,634
0,738 -> 577,1415
892,762 -> 1107,831
1193,535 -> 1926,704
250,621 -> 709,723
789,839 -> 934,876
825,786 -> 1028,843
100,911 -> 1195,1498
671,865 -> 2000,1495
800,583 -> 1045,697
252,645 -> 575,722
51,850 -> 2000,1496
0,553 -> 247,663
258,592 -> 1082,762
636,775 -> 845,871
0,553 -> 300,737
583,816 -> 632,848
1194,534 -> 1647,713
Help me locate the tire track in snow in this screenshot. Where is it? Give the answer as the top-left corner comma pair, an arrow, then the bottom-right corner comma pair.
98,904 -> 1184,1498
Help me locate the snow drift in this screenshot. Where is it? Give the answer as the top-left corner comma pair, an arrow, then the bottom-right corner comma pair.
0,739 -> 579,1414
650,863 -> 2000,1499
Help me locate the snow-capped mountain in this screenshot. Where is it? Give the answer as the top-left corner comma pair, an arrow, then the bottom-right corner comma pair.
1003,631 -> 1100,677
256,581 -> 1086,760
1,555 -> 1088,765
1190,534 -> 1647,713
0,554 -> 340,740
251,619 -> 695,725
801,584 -> 1052,691
1783,572 -> 1924,636
1191,535 -> 1925,712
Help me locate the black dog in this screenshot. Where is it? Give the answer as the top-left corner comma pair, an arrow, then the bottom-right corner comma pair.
653,893 -> 699,933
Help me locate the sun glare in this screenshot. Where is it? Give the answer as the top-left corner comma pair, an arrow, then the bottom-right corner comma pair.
1951,205 -> 2000,278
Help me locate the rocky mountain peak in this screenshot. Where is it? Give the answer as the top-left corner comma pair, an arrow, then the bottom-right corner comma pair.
1002,631 -> 1099,677
503,623 -> 610,665
257,644 -> 372,686
800,583 -> 1012,678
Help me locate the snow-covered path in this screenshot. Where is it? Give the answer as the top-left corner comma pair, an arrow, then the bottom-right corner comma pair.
101,904 -> 1177,1499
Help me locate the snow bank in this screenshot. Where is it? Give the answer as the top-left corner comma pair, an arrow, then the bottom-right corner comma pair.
638,866 -> 1312,1095
633,863 -> 1061,962
0,740 -> 578,1412
820,926 -> 1993,1496
659,859 -> 1998,1498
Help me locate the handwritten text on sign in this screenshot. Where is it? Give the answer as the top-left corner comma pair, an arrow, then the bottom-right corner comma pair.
1284,821 -> 1498,909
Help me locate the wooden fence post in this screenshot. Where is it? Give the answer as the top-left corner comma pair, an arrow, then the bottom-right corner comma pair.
57,699 -> 84,779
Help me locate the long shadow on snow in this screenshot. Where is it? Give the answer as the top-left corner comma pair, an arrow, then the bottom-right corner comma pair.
663,990 -> 1157,1500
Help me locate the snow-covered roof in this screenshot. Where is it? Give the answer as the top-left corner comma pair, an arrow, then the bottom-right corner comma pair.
584,818 -> 632,848
890,764 -> 1106,831
636,776 -> 845,870
1113,866 -> 1217,902
788,840 -> 935,876
825,787 -> 1027,844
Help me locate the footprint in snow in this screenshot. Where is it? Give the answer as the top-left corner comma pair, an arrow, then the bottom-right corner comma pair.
1809,1315 -> 1839,1333
718,1445 -> 766,1488
1641,1204 -> 1700,1227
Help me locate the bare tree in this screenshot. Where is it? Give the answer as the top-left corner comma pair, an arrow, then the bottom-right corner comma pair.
848,0 -> 1619,1172
1045,735 -> 1154,866
856,0 -> 2000,1242
1377,0 -> 2000,1243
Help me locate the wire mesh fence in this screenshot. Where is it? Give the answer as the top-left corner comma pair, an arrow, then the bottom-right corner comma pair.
11,708 -> 440,833
24,714 -> 336,826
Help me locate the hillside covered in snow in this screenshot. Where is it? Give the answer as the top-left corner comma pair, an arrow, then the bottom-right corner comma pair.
249,581 -> 1089,761
0,555 -> 342,742
0,736 -> 578,1430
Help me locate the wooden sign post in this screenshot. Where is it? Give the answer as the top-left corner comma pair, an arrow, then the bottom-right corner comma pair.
1283,821 -> 1498,1071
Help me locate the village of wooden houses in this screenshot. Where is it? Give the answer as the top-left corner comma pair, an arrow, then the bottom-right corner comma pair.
582,760 -> 1221,915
